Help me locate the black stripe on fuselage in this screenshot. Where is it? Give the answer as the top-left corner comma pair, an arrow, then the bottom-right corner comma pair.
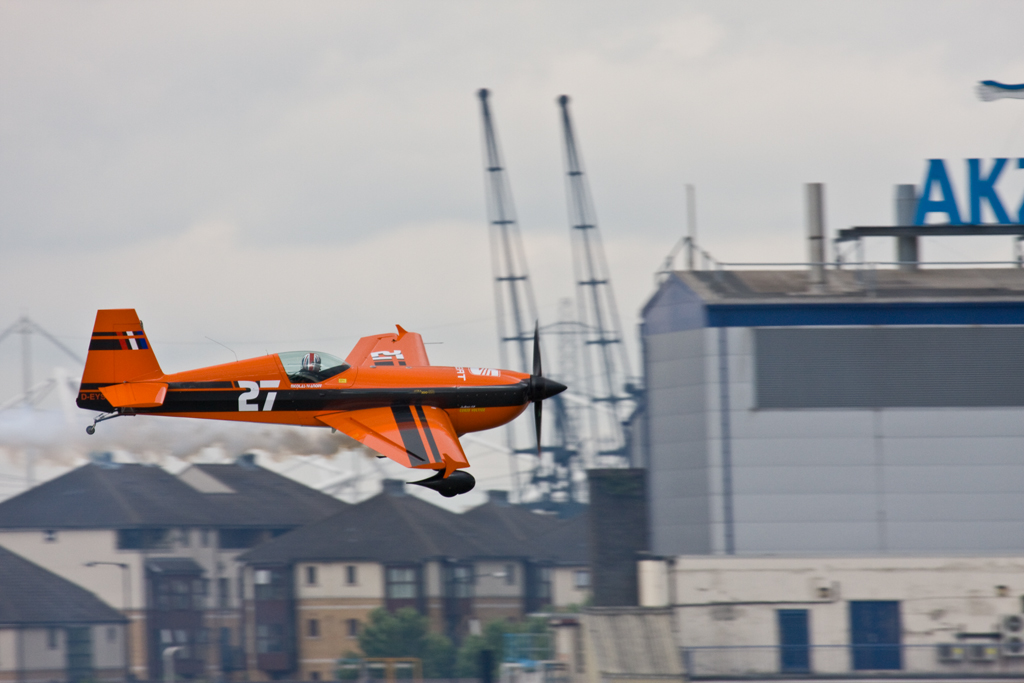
92,331 -> 118,336
415,405 -> 441,464
166,381 -> 236,389
84,383 -> 531,415
89,339 -> 123,350
391,405 -> 428,463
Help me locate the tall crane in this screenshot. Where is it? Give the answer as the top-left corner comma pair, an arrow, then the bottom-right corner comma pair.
477,89 -> 583,510
557,95 -> 634,461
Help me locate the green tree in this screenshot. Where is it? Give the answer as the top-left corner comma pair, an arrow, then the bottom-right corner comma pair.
455,618 -> 550,678
358,608 -> 455,678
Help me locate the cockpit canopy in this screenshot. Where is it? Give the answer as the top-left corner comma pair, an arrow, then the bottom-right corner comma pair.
278,351 -> 349,383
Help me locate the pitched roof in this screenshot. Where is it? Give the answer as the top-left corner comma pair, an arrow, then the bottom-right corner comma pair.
531,513 -> 588,565
239,489 -> 492,564
0,545 -> 125,626
0,462 -> 345,530
461,499 -> 563,558
240,486 -> 590,566
190,464 -> 346,526
0,463 -> 215,529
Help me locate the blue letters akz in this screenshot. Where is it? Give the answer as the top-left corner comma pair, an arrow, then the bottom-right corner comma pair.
914,158 -> 1024,225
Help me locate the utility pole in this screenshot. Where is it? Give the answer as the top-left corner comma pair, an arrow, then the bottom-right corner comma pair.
557,95 -> 633,461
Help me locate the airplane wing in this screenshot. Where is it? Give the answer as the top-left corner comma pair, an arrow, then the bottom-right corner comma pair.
344,325 -> 430,368
317,405 -> 469,474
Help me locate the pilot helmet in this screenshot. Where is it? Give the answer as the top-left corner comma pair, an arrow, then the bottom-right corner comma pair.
301,352 -> 322,372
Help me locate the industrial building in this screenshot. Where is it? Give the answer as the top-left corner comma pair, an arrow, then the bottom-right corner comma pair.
638,180 -> 1024,558
640,264 -> 1024,556
637,555 -> 1024,678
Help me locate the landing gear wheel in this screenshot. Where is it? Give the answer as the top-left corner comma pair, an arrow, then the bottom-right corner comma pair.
85,425 -> 95,435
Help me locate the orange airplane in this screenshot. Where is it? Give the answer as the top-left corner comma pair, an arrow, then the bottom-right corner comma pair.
77,309 -> 566,497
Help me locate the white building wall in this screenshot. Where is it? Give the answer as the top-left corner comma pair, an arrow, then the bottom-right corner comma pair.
295,562 -> 383,600
550,567 -> 590,609
659,556 -> 1024,675
0,530 -> 142,610
20,628 -> 64,671
474,561 -> 522,598
0,629 -> 16,671
91,624 -> 125,670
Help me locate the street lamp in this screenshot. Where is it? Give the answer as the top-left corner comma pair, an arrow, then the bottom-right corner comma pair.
84,562 -> 133,680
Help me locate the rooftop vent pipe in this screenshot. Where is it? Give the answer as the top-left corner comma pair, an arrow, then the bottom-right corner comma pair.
895,184 -> 919,270
806,183 -> 826,290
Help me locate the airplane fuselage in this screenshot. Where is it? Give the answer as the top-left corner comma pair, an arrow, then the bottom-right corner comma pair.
77,358 -> 532,435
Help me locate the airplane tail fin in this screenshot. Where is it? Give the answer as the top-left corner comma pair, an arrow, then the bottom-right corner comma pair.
80,309 -> 164,388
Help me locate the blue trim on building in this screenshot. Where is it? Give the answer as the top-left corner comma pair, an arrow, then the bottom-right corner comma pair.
706,301 -> 1024,328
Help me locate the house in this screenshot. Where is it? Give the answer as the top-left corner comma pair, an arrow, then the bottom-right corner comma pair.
0,545 -> 127,683
237,483 -> 591,682
0,454 -> 346,680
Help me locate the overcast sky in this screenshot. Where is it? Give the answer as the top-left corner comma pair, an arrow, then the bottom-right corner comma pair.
2,1 -> 1024,492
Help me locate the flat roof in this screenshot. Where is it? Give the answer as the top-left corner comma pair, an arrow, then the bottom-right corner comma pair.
674,268 -> 1024,305
837,224 -> 1024,242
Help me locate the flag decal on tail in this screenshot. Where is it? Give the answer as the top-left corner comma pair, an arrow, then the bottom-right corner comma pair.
89,330 -> 149,351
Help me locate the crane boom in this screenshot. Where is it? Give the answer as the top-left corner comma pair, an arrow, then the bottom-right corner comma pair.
557,95 -> 633,459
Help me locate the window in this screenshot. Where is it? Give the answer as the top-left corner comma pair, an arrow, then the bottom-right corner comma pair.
43,530 -> 57,543
117,528 -> 170,550
174,629 -> 191,659
505,564 -> 516,586
277,350 -> 350,383
179,528 -> 191,547
218,578 -> 231,609
536,567 -> 552,599
201,529 -> 211,547
256,624 -> 285,654
306,566 -> 318,586
47,627 -> 59,650
310,673 -> 321,681
574,570 -> 591,589
448,564 -> 474,598
386,567 -> 419,600
347,619 -> 360,638
154,577 -> 206,610
346,565 -> 357,586
219,528 -> 264,549
107,626 -> 117,643
254,568 -> 290,601
307,619 -> 320,638
192,579 -> 208,609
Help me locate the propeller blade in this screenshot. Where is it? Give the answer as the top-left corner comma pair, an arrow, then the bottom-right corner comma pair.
532,322 -> 542,456
534,399 -> 542,457
533,322 -> 541,377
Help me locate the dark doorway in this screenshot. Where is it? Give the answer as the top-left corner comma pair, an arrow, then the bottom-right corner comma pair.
777,609 -> 810,673
850,601 -> 901,670
66,626 -> 94,683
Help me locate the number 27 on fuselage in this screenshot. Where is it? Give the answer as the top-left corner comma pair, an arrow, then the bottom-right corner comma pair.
76,309 -> 566,497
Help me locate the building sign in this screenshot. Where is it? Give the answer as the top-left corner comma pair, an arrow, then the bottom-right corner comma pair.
916,158 -> 1024,225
